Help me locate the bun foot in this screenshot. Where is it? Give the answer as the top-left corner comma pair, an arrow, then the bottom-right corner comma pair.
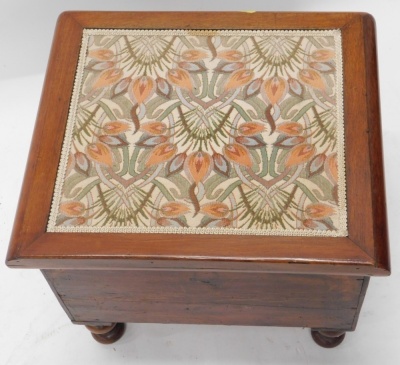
85,323 -> 126,344
311,330 -> 346,348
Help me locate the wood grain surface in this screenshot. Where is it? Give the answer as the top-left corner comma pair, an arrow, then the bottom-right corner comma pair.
43,269 -> 369,330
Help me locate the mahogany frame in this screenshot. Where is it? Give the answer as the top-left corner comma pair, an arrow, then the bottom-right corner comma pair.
6,12 -> 390,276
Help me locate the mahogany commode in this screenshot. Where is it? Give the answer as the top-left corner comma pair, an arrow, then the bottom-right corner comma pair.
6,11 -> 390,348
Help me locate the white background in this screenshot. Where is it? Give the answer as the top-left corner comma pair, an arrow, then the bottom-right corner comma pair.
1,1 -> 399,364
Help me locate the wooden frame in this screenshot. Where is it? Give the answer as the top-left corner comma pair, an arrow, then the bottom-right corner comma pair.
6,12 -> 390,277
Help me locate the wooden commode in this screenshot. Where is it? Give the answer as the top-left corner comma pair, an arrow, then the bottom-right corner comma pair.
6,12 -> 390,348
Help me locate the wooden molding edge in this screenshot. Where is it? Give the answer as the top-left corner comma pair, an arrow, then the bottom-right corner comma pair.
6,231 -> 388,276
361,13 -> 391,275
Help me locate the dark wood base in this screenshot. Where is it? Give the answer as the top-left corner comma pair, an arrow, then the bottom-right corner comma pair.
44,270 -> 369,347
44,270 -> 369,330
311,330 -> 346,348
85,323 -> 126,344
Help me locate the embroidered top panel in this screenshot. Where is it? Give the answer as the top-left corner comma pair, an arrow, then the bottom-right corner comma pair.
47,29 -> 347,236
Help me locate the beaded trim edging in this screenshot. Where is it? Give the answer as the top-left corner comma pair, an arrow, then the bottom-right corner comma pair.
47,28 -> 347,237
47,225 -> 346,236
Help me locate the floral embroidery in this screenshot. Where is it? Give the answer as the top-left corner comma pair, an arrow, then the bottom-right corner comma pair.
47,29 -> 347,236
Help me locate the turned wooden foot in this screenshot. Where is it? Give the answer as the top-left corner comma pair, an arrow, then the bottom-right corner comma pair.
85,323 -> 126,344
311,330 -> 346,348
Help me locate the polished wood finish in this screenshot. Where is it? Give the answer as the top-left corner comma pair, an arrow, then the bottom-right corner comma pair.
311,330 -> 346,348
6,12 -> 389,277
85,323 -> 126,344
5,12 -> 389,348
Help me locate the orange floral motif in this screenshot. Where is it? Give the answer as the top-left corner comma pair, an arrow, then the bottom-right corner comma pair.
305,203 -> 335,219
262,76 -> 288,105
186,151 -> 213,183
181,49 -> 208,61
201,202 -> 230,218
145,143 -> 177,167
277,122 -> 304,136
299,69 -> 326,91
325,153 -> 339,183
218,50 -> 244,61
311,49 -> 335,62
89,48 -> 114,60
160,202 -> 190,217
239,122 -> 265,136
85,142 -> 113,167
103,121 -> 130,135
60,201 -> 86,217
92,68 -> 123,90
141,121 -> 167,135
224,69 -> 254,91
223,143 -> 253,167
285,144 -> 316,168
130,76 -> 155,104
167,68 -> 193,90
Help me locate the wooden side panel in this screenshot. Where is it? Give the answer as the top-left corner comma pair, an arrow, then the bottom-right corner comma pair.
43,270 -> 366,330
